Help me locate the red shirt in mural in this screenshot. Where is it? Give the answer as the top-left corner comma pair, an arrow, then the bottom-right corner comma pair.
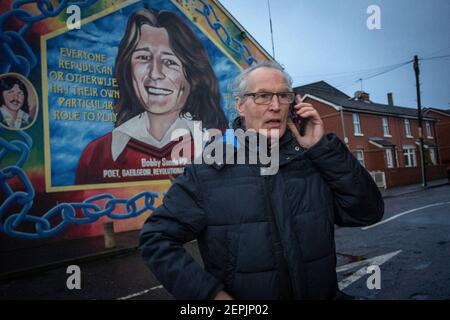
76,112 -> 197,185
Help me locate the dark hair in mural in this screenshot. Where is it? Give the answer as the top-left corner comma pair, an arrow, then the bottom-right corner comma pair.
114,8 -> 229,131
0,76 -> 29,113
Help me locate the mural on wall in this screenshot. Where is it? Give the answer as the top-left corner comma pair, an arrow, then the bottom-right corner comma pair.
0,0 -> 270,242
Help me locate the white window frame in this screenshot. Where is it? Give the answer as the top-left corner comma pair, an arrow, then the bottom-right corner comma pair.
353,113 -> 363,136
425,121 -> 433,139
394,147 -> 400,167
403,146 -> 417,167
429,148 -> 437,165
404,119 -> 413,138
385,148 -> 394,168
355,150 -> 365,167
382,117 -> 391,137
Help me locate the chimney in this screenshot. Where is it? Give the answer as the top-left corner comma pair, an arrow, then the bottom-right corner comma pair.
387,92 -> 394,106
354,90 -> 370,102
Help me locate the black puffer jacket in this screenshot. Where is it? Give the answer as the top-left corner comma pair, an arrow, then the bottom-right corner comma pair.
139,125 -> 384,300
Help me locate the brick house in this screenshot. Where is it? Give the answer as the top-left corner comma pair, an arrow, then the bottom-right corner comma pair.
294,81 -> 447,188
423,108 -> 450,167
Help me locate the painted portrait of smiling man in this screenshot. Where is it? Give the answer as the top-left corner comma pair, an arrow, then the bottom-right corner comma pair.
130,23 -> 190,122
76,8 -> 229,185
0,74 -> 36,130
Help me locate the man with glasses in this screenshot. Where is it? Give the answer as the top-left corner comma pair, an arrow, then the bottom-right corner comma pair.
139,61 -> 384,300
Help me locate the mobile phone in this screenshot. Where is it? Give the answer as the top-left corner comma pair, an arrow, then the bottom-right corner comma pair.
289,101 -> 308,136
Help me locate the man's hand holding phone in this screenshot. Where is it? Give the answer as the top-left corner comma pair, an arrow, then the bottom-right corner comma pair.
287,94 -> 325,149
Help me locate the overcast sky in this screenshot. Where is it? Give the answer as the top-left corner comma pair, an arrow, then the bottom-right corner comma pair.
219,0 -> 450,110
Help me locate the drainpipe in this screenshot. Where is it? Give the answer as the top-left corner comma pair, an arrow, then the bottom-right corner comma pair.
339,107 -> 348,145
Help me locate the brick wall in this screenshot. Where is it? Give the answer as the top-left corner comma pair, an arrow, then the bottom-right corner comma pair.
424,110 -> 450,165
385,165 -> 448,188
303,97 -> 343,139
303,95 -> 446,188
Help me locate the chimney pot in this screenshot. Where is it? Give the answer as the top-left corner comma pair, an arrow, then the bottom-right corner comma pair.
387,92 -> 394,106
355,91 -> 370,102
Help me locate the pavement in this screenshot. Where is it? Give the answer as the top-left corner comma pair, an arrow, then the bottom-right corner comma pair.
0,229 -> 141,281
380,178 -> 449,198
1,178 -> 449,282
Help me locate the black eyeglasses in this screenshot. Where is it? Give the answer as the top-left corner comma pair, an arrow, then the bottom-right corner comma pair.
243,92 -> 295,105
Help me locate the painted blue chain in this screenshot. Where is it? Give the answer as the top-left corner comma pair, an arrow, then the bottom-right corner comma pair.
1,0 -> 259,75
193,0 -> 257,66
0,0 -> 159,240
0,0 -> 98,76
0,128 -> 159,240
0,0 -> 256,240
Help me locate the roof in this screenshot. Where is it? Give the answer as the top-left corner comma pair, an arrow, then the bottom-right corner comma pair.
294,81 -> 437,121
368,137 -> 396,148
369,137 -> 437,149
295,81 -> 350,99
415,140 -> 437,148
424,107 -> 450,117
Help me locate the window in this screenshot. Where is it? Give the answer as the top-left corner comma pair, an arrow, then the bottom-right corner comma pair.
394,147 -> 400,167
355,150 -> 365,167
425,122 -> 433,138
385,148 -> 394,168
429,148 -> 437,165
403,146 -> 417,167
404,119 -> 412,137
353,113 -> 362,135
382,117 -> 390,136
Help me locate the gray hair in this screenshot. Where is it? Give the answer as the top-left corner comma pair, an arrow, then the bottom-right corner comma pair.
235,61 -> 293,97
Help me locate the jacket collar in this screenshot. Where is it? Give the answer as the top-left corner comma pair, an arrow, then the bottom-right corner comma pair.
0,105 -> 30,129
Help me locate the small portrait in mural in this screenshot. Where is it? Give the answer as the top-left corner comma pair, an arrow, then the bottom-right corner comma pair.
76,8 -> 228,185
0,74 -> 38,130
